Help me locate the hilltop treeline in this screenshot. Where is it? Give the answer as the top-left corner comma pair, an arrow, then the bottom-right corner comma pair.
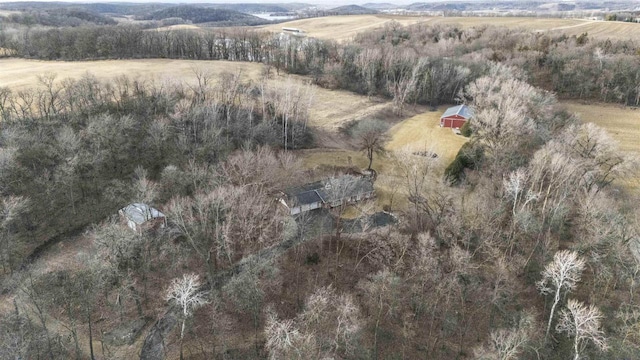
0,8 -> 117,27
139,6 -> 268,26
2,21 -> 640,105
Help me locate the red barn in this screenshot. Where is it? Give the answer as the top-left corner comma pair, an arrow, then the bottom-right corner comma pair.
440,105 -> 473,128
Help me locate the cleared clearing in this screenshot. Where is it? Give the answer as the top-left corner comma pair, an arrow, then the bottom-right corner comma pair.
386,106 -> 468,166
267,15 -> 640,41
302,105 -> 466,211
308,91 -> 391,130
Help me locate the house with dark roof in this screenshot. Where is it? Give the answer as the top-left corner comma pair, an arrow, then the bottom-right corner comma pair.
119,203 -> 167,233
440,104 -> 473,129
279,175 -> 375,215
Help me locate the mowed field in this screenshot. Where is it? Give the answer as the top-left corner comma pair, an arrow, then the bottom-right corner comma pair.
264,15 -> 640,41
386,106 -> 468,166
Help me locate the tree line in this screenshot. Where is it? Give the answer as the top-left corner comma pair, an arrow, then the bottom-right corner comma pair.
2,21 -> 640,106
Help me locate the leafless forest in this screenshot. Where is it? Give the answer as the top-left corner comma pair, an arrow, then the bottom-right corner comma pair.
1,3 -> 640,360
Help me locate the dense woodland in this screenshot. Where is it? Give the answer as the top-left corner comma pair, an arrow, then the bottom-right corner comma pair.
0,12 -> 640,360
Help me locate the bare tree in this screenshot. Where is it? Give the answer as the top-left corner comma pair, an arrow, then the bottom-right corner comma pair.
265,286 -> 361,359
133,166 -> 158,205
536,250 -> 586,341
556,299 -> 607,360
385,50 -> 421,116
0,196 -> 28,274
473,311 -> 537,360
554,122 -> 638,191
188,67 -> 212,104
166,193 -> 224,282
351,119 -> 390,170
359,268 -> 400,360
462,63 -> 555,164
264,308 -> 314,360
395,149 -> 453,235
356,48 -> 382,98
502,168 -> 540,253
165,273 -> 209,360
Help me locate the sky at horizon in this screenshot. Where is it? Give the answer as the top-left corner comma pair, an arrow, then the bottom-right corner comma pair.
0,0 -> 420,5
0,0 -> 416,4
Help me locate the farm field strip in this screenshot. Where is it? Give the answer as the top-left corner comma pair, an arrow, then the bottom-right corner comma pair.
0,58 -> 265,90
561,100 -> 640,191
267,15 -> 640,41
561,101 -> 640,154
260,14 -> 431,41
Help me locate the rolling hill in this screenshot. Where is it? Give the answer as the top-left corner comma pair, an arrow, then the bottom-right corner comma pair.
328,5 -> 379,15
142,5 -> 269,26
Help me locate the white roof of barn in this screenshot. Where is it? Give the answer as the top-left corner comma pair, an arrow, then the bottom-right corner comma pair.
120,203 -> 165,225
441,105 -> 473,119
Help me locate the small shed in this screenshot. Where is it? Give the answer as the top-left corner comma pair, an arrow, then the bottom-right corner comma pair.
119,203 -> 166,233
440,105 -> 472,129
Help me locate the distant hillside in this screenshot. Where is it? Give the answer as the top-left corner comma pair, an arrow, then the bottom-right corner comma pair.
0,2 -> 312,16
361,3 -> 398,10
328,5 -> 379,15
1,8 -> 117,26
143,5 -> 269,25
404,1 -> 637,12
0,2 -> 175,16
204,3 -> 290,13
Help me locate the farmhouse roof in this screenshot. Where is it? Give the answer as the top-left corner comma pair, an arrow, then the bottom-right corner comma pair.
325,175 -> 374,202
294,189 -> 328,205
441,105 -> 473,119
120,203 -> 165,225
285,175 -> 374,206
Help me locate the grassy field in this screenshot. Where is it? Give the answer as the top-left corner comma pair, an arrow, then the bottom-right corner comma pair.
265,15 -> 640,41
561,100 -> 640,190
0,58 -> 265,90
